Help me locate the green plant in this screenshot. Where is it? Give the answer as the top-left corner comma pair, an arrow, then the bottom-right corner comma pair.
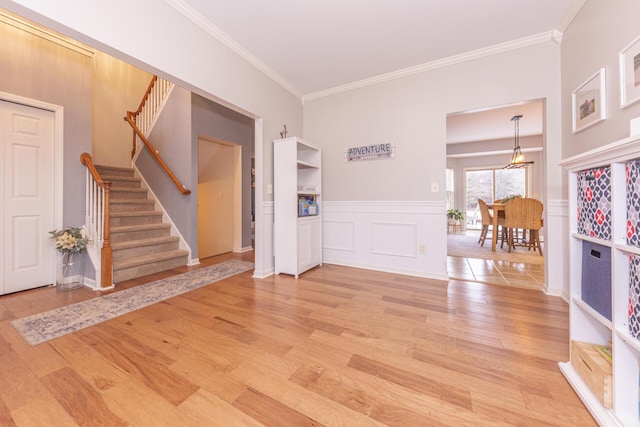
446,208 -> 465,222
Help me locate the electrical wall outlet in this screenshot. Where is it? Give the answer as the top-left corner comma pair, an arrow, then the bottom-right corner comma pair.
418,244 -> 426,254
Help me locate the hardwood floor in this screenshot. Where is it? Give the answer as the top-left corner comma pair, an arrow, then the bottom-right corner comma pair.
0,252 -> 595,426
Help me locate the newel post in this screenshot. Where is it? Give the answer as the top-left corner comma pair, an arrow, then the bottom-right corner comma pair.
100,181 -> 113,288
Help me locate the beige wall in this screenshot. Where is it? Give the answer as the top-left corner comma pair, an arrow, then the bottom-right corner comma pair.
303,41 -> 562,202
92,52 -> 152,167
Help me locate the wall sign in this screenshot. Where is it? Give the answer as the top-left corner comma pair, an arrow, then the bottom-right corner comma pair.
345,143 -> 395,162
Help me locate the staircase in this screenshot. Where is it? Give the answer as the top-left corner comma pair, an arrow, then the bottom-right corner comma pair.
96,164 -> 189,283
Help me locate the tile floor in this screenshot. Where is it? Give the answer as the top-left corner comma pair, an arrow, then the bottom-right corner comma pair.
447,256 -> 544,290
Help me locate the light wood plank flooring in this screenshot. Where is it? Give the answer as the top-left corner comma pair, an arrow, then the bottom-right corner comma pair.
0,252 -> 595,426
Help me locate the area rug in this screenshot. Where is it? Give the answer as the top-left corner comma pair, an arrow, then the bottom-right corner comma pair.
11,259 -> 254,346
448,230 -> 544,265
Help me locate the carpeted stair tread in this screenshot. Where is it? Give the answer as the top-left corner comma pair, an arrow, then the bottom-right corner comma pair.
110,187 -> 148,196
111,197 -> 152,202
113,249 -> 189,270
111,223 -> 171,233
110,199 -> 155,211
95,164 -> 135,176
99,174 -> 139,181
111,235 -> 179,250
110,223 -> 172,243
110,210 -> 163,218
99,175 -> 141,188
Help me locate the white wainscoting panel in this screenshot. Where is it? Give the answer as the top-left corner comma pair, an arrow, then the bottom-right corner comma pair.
371,222 -> 417,258
323,220 -> 356,252
322,201 -> 449,281
253,201 -> 274,278
545,199 -> 568,298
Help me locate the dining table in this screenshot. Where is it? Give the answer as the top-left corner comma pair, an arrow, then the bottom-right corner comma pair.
488,203 -> 504,251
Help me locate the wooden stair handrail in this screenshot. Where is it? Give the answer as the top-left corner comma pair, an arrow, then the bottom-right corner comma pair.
129,75 -> 158,159
133,75 -> 158,116
80,152 -> 105,186
123,111 -> 192,195
79,152 -> 113,289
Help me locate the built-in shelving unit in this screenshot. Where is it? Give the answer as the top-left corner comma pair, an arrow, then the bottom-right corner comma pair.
559,133 -> 640,427
273,137 -> 322,278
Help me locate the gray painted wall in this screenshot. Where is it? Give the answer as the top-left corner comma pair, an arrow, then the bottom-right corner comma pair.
562,0 -> 640,165
137,86 -> 196,255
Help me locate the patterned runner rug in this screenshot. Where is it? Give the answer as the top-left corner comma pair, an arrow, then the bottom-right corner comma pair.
11,259 -> 254,346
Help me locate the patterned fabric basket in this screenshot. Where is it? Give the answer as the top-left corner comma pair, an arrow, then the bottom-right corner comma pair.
576,167 -> 611,240
630,255 -> 640,340
627,159 -> 640,247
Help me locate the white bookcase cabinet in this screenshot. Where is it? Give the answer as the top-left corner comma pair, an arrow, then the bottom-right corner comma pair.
273,137 -> 322,278
559,134 -> 640,427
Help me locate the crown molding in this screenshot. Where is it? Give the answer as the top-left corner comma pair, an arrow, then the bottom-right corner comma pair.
0,11 -> 94,57
159,1 -> 577,104
164,0 -> 302,100
303,31 -> 559,102
555,0 -> 586,33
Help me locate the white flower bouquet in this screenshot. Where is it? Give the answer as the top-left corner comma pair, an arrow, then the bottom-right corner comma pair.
49,226 -> 89,254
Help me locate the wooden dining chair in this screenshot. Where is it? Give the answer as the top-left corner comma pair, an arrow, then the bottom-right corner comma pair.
503,197 -> 544,255
478,199 -> 504,247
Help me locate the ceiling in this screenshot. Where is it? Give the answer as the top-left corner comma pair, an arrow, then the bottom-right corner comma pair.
446,101 -> 544,145
176,0 -> 580,97
172,0 -> 581,143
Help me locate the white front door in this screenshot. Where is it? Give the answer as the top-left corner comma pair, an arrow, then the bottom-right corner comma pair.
0,100 -> 55,294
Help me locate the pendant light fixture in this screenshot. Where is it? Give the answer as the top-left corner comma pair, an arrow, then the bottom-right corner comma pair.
504,114 -> 533,169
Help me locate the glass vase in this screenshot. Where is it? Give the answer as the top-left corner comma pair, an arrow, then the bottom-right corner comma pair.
56,252 -> 84,291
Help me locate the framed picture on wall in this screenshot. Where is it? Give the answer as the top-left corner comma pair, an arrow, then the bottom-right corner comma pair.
619,34 -> 640,108
572,68 -> 607,133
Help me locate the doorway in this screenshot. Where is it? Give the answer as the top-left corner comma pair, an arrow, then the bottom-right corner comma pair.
0,99 -> 57,294
197,137 -> 242,258
446,100 -> 545,289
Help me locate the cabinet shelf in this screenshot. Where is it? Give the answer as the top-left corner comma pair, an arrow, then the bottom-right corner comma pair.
615,327 -> 640,353
560,133 -> 640,426
572,297 -> 613,331
615,243 -> 640,256
297,160 -> 319,169
274,137 -> 322,278
571,232 -> 612,247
